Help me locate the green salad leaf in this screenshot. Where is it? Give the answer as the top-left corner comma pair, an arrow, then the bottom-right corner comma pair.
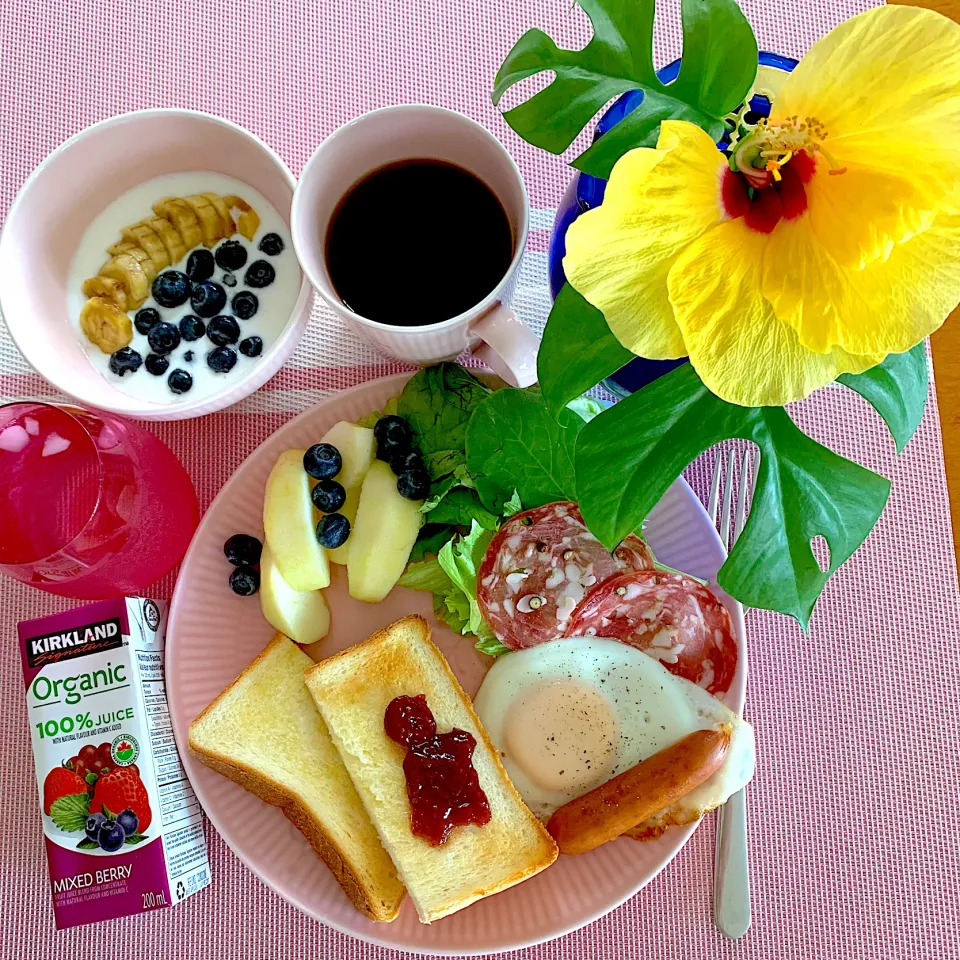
409,523 -> 457,562
428,488 -> 501,530
438,521 -> 495,637
493,0 -> 758,178
466,387 -> 583,513
502,489 -> 523,517
538,285 -> 633,418
398,363 -> 491,478
575,363 -> 891,629
355,396 -> 399,429
838,344 -> 928,454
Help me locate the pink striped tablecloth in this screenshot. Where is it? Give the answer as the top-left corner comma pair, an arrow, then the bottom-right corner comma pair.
2,1 -> 959,958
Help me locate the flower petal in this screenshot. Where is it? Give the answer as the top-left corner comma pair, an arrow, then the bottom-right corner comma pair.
770,6 -> 960,266
668,219 -> 882,406
563,120 -> 726,360
764,206 -> 960,356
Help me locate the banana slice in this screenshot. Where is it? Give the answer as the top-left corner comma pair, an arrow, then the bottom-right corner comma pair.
99,253 -> 150,309
224,195 -> 260,241
80,297 -> 133,354
202,193 -> 236,236
121,223 -> 169,272
153,198 -> 203,250
81,276 -> 128,311
106,241 -> 157,282
182,195 -> 227,247
146,216 -> 187,266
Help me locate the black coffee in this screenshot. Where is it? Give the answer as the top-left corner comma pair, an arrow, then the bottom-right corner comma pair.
325,159 -> 513,326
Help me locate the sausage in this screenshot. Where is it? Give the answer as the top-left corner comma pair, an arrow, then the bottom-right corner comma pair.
546,727 -> 731,855
476,501 -> 654,650
562,570 -> 738,695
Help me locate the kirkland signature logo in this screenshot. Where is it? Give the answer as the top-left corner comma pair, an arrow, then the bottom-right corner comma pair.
25,617 -> 123,668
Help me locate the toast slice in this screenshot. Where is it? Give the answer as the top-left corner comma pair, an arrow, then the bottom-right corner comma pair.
304,616 -> 558,923
188,634 -> 405,921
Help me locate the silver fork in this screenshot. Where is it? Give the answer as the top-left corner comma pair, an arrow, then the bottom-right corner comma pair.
707,446 -> 758,940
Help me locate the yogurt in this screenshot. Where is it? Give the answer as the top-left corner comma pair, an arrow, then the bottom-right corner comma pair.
67,172 -> 300,405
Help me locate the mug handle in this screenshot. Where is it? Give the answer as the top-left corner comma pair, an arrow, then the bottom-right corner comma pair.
470,303 -> 539,388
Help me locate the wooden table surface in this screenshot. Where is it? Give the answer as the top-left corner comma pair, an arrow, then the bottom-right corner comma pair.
891,0 -> 960,550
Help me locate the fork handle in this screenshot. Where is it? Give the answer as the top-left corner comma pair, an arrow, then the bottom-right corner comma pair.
714,787 -> 750,938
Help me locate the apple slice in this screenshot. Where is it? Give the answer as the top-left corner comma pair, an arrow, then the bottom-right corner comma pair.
347,460 -> 422,603
263,448 -> 330,591
320,421 -> 375,490
259,544 -> 330,645
326,484 -> 360,566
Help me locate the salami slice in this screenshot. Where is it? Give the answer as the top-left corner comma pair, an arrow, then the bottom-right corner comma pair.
476,501 -> 654,650
562,570 -> 738,695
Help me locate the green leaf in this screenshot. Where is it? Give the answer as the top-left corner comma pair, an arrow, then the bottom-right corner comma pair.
502,489 -> 523,517
671,0 -> 759,118
124,833 -> 147,845
409,523 -> 457,562
428,488 -> 501,530
493,0 -> 758,178
50,793 -> 90,833
538,285 -> 632,418
76,837 -> 99,850
466,387 -> 583,512
438,521 -> 496,637
398,556 -> 454,593
838,344 -> 928,454
398,364 -> 492,478
567,395 -> 606,423
575,363 -> 890,628
475,635 -> 512,658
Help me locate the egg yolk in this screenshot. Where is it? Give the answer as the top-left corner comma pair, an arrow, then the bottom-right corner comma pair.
504,680 -> 619,795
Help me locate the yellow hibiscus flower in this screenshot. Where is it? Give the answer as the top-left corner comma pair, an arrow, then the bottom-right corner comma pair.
562,5 -> 960,407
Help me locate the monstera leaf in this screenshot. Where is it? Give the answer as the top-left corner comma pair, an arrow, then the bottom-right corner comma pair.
574,363 -> 891,629
493,0 -> 758,178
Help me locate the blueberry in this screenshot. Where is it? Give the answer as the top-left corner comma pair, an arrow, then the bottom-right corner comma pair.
223,533 -> 262,567
207,315 -> 240,346
316,513 -> 350,549
244,260 -> 275,288
190,280 -> 227,318
147,321 -> 181,355
231,291 -> 258,320
183,350 -> 195,363
374,415 -> 413,461
311,478 -> 346,513
258,233 -> 284,256
222,271 -> 237,288
152,270 -> 191,308
85,813 -> 107,844
207,346 -> 237,373
145,353 -> 169,376
168,369 -> 193,394
116,808 -> 139,838
239,336 -> 263,358
215,239 -> 248,272
397,468 -> 430,501
303,443 -> 342,480
186,248 -> 215,282
109,348 -> 143,377
179,315 -> 206,342
229,565 -> 259,596
134,307 -> 161,335
98,819 -> 126,853
389,449 -> 424,477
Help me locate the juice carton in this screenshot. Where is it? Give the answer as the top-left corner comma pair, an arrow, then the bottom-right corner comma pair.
19,597 -> 211,929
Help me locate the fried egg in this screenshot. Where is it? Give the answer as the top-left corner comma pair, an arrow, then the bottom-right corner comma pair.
474,636 -> 754,821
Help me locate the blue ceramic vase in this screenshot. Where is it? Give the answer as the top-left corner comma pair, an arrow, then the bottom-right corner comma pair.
547,52 -> 797,398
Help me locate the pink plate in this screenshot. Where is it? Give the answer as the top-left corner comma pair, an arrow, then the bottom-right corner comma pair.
166,373 -> 746,955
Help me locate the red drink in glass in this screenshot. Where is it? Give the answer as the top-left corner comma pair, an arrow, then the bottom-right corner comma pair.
0,402 -> 198,599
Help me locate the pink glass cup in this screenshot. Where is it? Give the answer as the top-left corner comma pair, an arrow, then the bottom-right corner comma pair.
0,402 -> 199,599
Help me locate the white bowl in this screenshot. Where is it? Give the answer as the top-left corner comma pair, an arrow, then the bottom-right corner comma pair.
0,109 -> 312,421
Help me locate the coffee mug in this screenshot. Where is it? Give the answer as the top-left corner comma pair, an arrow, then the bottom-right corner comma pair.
291,105 -> 538,387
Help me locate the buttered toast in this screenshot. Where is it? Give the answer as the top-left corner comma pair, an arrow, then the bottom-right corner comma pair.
188,634 -> 404,921
303,615 -> 558,924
